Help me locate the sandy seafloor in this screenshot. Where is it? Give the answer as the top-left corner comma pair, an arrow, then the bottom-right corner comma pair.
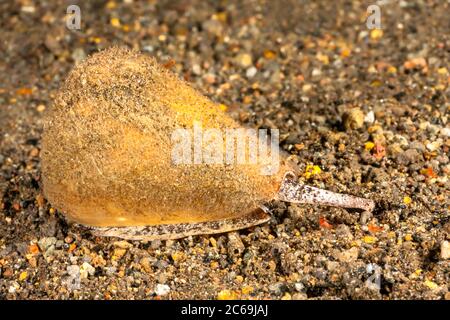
0,0 -> 449,299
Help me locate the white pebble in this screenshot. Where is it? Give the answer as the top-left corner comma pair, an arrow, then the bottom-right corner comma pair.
80,262 -> 95,279
294,282 -> 305,292
246,66 -> 257,78
426,139 -> 442,152
67,265 -> 80,277
21,6 -> 36,13
364,111 -> 375,124
441,241 -> 450,260
155,283 -> 170,296
142,45 -> 154,53
440,127 -> 450,137
311,68 -> 322,77
192,64 -> 202,76
358,31 -> 369,40
419,121 -> 429,130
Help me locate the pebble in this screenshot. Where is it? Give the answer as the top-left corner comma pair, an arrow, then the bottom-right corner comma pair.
38,237 -> 57,252
151,239 -> 162,249
140,257 -> 153,273
192,64 -> 202,75
240,286 -> 252,295
65,265 -> 81,291
419,121 -> 430,131
440,127 -> 450,137
112,248 -> 127,260
424,280 -> 438,290
336,247 -> 359,263
440,241 -> 450,260
235,53 -> 253,68
155,284 -> 171,296
80,262 -> 95,279
227,232 -> 245,257
8,283 -> 19,293
202,19 -> 223,37
311,68 -> 322,77
71,48 -> 86,63
21,5 -> 36,13
268,282 -> 284,295
203,73 -> 216,84
343,108 -> 365,130
246,66 -> 257,78
313,268 -> 328,280
281,292 -> 292,300
360,210 -> 372,225
363,236 -> 377,244
2,267 -> 13,278
426,140 -> 442,152
393,134 -> 409,147
395,149 -> 421,165
292,292 -> 308,300
326,261 -> 339,272
67,265 -> 80,277
294,282 -> 305,292
335,224 -> 354,240
217,289 -> 239,300
426,124 -> 440,135
435,154 -> 449,164
142,45 -> 154,53
364,111 -> 375,124
113,240 -> 133,249
55,240 -> 64,249
301,83 -> 312,93
104,266 -> 117,276
36,104 -> 46,113
409,141 -> 425,151
64,235 -> 74,244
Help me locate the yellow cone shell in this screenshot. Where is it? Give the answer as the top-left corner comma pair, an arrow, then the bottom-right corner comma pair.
41,47 -> 285,227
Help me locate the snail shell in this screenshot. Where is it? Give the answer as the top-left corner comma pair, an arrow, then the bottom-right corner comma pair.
41,47 -> 289,239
